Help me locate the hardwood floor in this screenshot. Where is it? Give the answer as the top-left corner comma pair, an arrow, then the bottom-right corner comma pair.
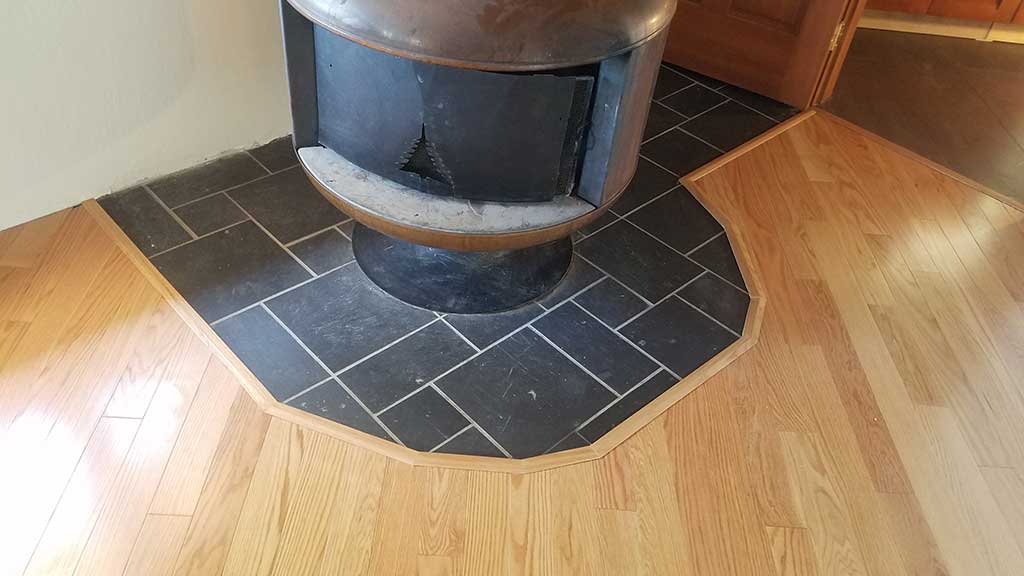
2,112 -> 1023,575
825,28 -> 1024,204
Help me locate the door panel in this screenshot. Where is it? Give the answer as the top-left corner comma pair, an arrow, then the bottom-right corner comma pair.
663,0 -> 853,108
927,0 -> 1023,21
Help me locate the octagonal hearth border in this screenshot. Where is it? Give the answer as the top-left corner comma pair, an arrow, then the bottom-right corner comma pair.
85,177 -> 766,473
84,111 -> 810,473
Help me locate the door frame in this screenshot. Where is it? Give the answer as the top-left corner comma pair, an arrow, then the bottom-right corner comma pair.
813,0 -> 871,105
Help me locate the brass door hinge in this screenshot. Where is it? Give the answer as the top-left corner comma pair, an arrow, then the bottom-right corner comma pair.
830,20 -> 848,52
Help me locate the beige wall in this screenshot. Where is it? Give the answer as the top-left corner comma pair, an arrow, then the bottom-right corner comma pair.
1,0 -> 292,231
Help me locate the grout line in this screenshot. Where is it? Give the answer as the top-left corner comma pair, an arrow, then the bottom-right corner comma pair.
716,91 -> 784,124
654,80 -> 696,103
676,294 -> 742,339
166,167 -> 283,211
685,230 -> 726,256
222,194 -> 317,277
536,271 -> 608,311
573,253 -> 654,307
371,292 -> 589,416
678,126 -> 726,154
528,325 -> 622,398
638,153 -> 684,178
331,317 -> 444,376
621,217 -> 749,295
146,217 -> 252,259
438,317 -> 481,353
577,214 -> 622,240
542,367 -> 666,454
336,222 -> 354,241
259,303 -> 406,445
207,258 -> 357,327
144,185 -> 198,240
284,218 -> 352,248
244,149 -> 274,176
679,98 -> 731,127
615,270 -> 707,331
428,424 -> 474,453
642,122 -> 685,146
577,367 -> 665,431
609,184 -> 681,219
429,383 -> 515,458
569,301 -> 681,381
280,375 -> 335,405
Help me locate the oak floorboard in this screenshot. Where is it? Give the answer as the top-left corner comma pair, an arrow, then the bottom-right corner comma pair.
5,112 -> 1024,576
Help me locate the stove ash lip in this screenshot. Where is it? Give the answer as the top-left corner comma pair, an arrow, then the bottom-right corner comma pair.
283,0 -> 678,72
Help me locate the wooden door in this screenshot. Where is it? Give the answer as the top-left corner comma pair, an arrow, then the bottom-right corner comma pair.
662,0 -> 863,108
1016,1 -> 1024,21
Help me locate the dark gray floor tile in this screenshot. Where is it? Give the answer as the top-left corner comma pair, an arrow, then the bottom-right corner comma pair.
287,380 -> 392,440
579,371 -> 678,442
214,306 -> 328,401
436,329 -> 615,458
682,100 -> 777,151
249,136 -> 299,172
152,221 -> 311,322
621,297 -> 737,377
266,264 -> 435,372
379,388 -> 469,451
173,193 -> 247,236
435,427 -> 507,458
627,188 -> 723,254
660,84 -> 728,118
664,64 -> 728,90
290,228 -> 353,275
719,85 -> 799,122
98,188 -> 191,257
611,158 -> 679,216
644,102 -> 687,141
536,256 -> 603,309
228,167 -> 347,244
444,303 -> 544,349
653,66 -> 694,100
341,321 -> 475,412
534,303 -> 657,394
576,221 -> 702,302
575,277 -> 650,327
679,274 -> 750,334
690,233 -> 747,290
640,128 -> 723,176
149,153 -> 267,208
547,432 -> 589,454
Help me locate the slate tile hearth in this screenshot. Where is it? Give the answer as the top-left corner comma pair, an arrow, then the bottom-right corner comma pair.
99,62 -> 789,458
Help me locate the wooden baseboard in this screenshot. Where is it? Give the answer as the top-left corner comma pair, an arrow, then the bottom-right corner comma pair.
819,111 -> 1024,214
858,9 -> 1024,44
84,186 -> 769,472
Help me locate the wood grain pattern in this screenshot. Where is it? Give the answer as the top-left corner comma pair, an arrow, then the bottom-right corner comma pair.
4,112 -> 1024,575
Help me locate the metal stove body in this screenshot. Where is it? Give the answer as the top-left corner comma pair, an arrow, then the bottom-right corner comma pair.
281,0 -> 677,313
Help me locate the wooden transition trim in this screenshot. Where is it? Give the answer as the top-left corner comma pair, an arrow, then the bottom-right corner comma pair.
819,110 -> 1024,214
83,108 -> 813,471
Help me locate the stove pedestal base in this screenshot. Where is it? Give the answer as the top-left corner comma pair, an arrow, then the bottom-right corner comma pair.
353,224 -> 572,314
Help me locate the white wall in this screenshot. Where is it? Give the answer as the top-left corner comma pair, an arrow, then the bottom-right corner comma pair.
1,0 -> 292,231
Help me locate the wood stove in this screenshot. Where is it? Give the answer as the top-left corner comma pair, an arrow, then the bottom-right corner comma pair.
281,0 -> 677,313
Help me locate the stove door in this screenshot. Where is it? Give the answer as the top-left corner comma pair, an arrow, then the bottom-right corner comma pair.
314,27 -> 594,203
